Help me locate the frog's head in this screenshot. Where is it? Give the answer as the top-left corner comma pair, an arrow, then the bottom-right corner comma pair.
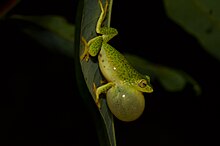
135,75 -> 153,93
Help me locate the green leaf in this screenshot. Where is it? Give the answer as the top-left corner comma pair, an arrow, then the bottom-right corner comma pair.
163,0 -> 220,61
174,70 -> 202,96
124,54 -> 201,95
10,15 -> 75,58
76,0 -> 116,146
11,15 -> 74,42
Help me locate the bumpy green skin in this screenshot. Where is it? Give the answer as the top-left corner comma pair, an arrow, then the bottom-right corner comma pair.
99,43 -> 151,89
81,0 -> 153,122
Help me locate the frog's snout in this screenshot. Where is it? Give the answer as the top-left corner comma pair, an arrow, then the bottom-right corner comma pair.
147,85 -> 153,93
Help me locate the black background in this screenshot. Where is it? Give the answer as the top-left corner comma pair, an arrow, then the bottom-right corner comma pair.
1,0 -> 219,145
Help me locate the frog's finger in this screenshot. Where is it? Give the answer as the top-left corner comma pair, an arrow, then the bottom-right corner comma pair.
95,82 -> 114,109
100,79 -> 107,84
93,83 -> 101,108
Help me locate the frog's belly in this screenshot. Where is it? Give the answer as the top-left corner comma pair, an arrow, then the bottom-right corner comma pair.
98,43 -> 124,82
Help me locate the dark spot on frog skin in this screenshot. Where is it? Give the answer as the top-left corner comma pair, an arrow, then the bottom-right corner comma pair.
99,53 -> 102,57
102,59 -> 104,62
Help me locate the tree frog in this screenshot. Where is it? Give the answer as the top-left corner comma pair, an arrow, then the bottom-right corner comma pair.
81,0 -> 153,122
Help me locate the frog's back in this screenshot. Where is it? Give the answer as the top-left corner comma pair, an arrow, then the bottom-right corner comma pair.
98,43 -> 142,83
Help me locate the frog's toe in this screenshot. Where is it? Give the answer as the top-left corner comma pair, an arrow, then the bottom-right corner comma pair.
80,37 -> 90,61
96,99 -> 101,109
100,79 -> 107,84
92,83 -> 97,92
80,54 -> 85,61
80,52 -> 90,61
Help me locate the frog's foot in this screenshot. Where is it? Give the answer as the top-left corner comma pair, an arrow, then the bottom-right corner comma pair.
80,37 -> 90,61
98,0 -> 108,20
96,0 -> 109,33
100,79 -> 107,84
93,83 -> 101,108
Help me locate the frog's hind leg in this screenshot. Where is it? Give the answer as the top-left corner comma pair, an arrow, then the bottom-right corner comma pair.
96,0 -> 108,33
80,35 -> 103,61
96,0 -> 118,43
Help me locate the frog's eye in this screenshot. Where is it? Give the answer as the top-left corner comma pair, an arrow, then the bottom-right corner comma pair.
138,79 -> 147,88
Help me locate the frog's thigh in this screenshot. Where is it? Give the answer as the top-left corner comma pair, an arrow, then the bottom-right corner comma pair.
88,36 -> 103,57
99,27 -> 118,42
95,82 -> 114,108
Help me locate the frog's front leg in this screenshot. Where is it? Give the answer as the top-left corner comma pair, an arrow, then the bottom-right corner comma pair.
93,82 -> 114,108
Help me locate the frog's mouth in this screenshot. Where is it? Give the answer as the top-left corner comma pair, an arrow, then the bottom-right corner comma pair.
146,85 -> 153,93
139,86 -> 153,93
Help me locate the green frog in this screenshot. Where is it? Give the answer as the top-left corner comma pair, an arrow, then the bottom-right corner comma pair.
81,0 -> 153,121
